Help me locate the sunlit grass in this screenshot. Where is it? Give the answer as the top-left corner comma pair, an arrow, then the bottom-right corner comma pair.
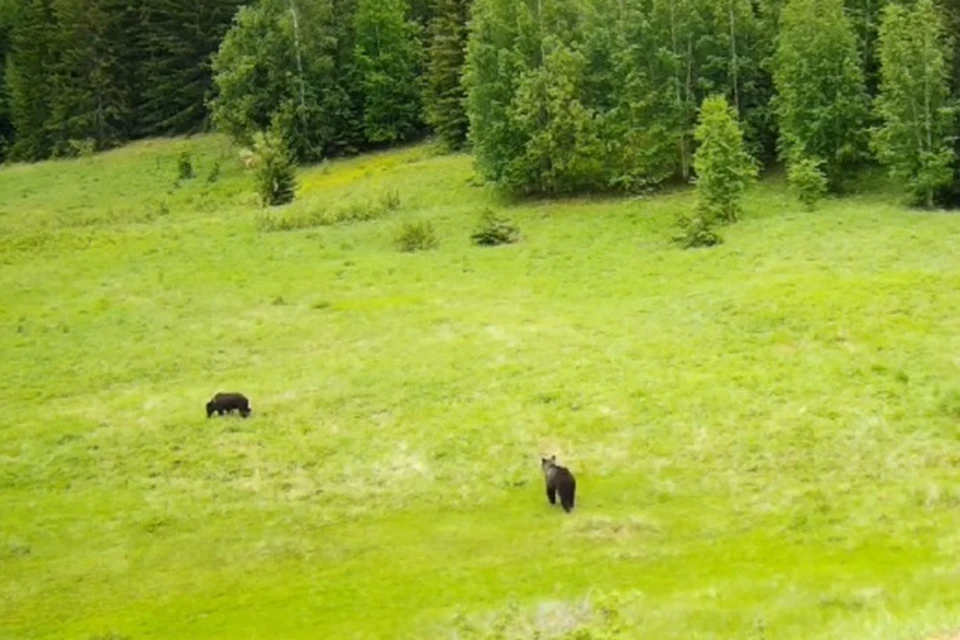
1,136 -> 960,639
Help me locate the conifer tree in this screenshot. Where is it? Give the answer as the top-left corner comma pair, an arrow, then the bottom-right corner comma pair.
0,0 -> 14,160
872,0 -> 956,207
138,0 -> 243,136
423,0 -> 470,150
48,0 -> 134,153
4,0 -> 56,161
774,0 -> 869,191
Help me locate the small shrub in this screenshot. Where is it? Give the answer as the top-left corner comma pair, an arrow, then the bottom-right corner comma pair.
255,205 -> 329,232
673,210 -> 723,249
471,209 -> 520,246
253,132 -> 297,207
337,201 -> 379,223
177,150 -> 194,181
379,188 -> 402,212
70,139 -> 96,158
207,160 -> 221,184
788,157 -> 828,211
395,220 -> 439,252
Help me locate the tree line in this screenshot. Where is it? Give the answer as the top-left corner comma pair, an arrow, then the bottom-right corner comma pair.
1,0 -> 959,207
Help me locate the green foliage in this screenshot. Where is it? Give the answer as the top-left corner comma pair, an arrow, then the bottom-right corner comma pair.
136,0 -> 243,137
254,131 -> 297,207
871,0 -> 956,208
787,156 -> 828,210
773,0 -> 870,192
177,150 -> 194,181
0,0 -> 15,161
692,94 -> 757,224
470,208 -> 518,246
673,210 -> 724,248
4,0 -> 56,161
465,0 -> 775,196
354,0 -> 424,144
394,219 -> 438,251
47,0 -> 135,152
423,0 -> 470,150
256,189 -> 402,232
210,0 -> 336,162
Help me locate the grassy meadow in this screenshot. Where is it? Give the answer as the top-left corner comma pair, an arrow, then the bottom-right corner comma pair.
2,135 -> 960,639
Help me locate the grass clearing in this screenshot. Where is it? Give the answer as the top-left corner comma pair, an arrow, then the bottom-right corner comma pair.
2,136 -> 960,639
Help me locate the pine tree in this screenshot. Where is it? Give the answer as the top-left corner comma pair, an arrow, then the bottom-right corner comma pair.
872,0 -> 956,207
423,0 -> 470,150
48,0 -> 134,153
0,0 -> 14,160
774,0 -> 870,191
354,0 -> 424,144
4,0 -> 57,161
139,0 -> 243,136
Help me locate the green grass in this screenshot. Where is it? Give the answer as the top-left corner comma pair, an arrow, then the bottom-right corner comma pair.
2,135 -> 960,640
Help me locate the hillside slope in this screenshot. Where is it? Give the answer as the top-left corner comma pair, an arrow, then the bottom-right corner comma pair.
2,137 -> 960,639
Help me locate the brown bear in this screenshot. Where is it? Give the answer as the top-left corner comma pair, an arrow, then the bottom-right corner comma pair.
206,392 -> 252,418
541,455 -> 576,512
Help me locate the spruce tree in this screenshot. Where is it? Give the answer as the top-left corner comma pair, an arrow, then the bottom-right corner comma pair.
0,0 -> 14,160
4,0 -> 56,161
48,0 -> 134,153
139,0 -> 243,136
872,0 -> 956,207
423,0 -> 470,150
774,0 -> 870,191
354,0 -> 424,144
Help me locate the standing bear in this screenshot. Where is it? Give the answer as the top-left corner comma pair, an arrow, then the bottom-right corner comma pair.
206,392 -> 252,418
541,455 -> 576,513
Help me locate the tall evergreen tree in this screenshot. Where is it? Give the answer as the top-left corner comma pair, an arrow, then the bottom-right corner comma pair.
0,0 -> 14,160
872,0 -> 955,207
423,0 -> 470,150
354,0 -> 424,144
774,0 -> 870,191
139,0 -> 243,136
4,0 -> 57,161
48,0 -> 134,153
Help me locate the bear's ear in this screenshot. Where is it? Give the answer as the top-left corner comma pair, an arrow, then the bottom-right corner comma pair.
549,455 -> 556,462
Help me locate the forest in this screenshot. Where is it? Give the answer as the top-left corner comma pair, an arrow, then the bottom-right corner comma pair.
1,0 -> 960,206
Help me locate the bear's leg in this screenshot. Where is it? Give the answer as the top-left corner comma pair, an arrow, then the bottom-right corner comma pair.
546,485 -> 556,505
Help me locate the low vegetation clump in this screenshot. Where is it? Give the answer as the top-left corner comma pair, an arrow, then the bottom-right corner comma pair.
470,209 -> 519,246
255,189 -> 402,232
787,157 -> 829,211
394,219 -> 439,252
254,131 -> 297,207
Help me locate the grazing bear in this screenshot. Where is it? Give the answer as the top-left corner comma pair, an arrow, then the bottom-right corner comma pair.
541,455 -> 576,513
206,392 -> 252,418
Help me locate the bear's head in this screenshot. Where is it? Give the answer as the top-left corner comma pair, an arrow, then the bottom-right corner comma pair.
541,455 -> 557,474
205,400 -> 216,418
